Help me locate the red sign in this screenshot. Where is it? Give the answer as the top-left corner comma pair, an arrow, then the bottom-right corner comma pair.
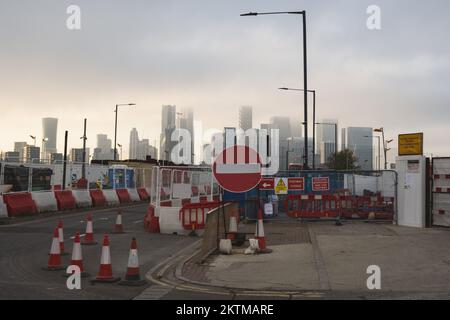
288,178 -> 305,191
312,177 -> 330,192
259,178 -> 274,190
213,145 -> 262,193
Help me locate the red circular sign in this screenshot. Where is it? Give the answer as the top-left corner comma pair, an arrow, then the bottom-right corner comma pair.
212,145 -> 262,193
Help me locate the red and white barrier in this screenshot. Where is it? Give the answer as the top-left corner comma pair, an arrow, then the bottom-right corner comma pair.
102,189 -> 120,206
72,190 -> 93,208
32,191 -> 58,213
127,189 -> 141,202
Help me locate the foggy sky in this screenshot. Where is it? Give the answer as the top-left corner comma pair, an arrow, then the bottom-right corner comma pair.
0,0 -> 449,158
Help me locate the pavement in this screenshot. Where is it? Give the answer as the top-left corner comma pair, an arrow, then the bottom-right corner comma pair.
0,203 -> 198,300
169,220 -> 450,300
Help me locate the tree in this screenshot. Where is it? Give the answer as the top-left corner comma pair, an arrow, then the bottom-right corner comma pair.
327,149 -> 359,170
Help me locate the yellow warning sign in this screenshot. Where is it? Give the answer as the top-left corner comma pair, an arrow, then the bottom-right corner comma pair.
399,133 -> 423,156
275,178 -> 288,195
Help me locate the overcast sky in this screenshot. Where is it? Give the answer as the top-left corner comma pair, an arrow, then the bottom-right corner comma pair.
0,0 -> 449,158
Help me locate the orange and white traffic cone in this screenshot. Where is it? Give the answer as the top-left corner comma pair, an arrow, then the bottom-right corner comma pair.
82,213 -> 97,245
255,208 -> 272,254
227,208 -> 238,241
42,228 -> 65,271
91,235 -> 120,284
119,238 -> 146,286
57,220 -> 69,256
113,210 -> 124,234
67,232 -> 90,277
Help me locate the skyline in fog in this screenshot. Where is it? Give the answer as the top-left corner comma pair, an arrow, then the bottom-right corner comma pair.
1,0 -> 449,157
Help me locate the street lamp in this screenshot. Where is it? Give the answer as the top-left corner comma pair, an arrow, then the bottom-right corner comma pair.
41,137 -> 49,162
374,128 -> 392,170
316,122 -> 338,164
114,103 -> 136,161
117,143 -> 123,161
29,135 -> 36,146
241,10 -> 309,169
279,87 -> 316,169
364,135 -> 381,171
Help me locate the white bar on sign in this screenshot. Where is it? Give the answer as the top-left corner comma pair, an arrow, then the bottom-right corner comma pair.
216,163 -> 260,174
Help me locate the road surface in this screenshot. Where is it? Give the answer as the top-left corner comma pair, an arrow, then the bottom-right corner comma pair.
0,204 -> 197,300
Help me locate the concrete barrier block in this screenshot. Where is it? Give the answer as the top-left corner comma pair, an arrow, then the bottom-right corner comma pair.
72,190 -> 93,208
158,207 -> 190,236
127,189 -> 141,202
103,189 -> 120,206
32,191 -> 58,213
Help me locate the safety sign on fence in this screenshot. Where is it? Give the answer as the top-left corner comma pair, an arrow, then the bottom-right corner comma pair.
275,178 -> 288,195
288,178 -> 305,191
259,178 -> 275,190
312,177 -> 330,192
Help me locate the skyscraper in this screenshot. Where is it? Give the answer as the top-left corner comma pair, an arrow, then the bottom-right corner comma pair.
14,142 -> 27,162
345,127 -> 373,170
93,134 -> 115,160
177,107 -> 194,164
129,128 -> 139,160
42,118 -> 58,158
317,118 -> 338,164
270,117 -> 292,170
239,106 -> 253,131
160,105 -> 176,161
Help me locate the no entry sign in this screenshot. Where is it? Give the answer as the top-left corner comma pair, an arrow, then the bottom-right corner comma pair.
213,145 -> 262,193
288,178 -> 305,191
312,177 -> 330,192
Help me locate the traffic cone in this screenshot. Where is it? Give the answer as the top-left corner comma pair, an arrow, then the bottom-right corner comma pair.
65,232 -> 90,278
91,235 -> 120,284
82,213 -> 97,245
42,228 -> 65,271
57,220 -> 69,256
255,208 -> 272,254
113,210 -> 124,234
119,238 -> 146,286
227,207 -> 238,241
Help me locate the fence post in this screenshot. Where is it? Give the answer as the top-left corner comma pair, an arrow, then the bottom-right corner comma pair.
28,167 -> 33,192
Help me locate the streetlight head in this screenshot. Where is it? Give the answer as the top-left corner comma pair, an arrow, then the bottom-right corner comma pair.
386,139 -> 394,144
128,103 -> 136,106
240,12 -> 258,16
374,128 -> 383,133
278,87 -> 289,90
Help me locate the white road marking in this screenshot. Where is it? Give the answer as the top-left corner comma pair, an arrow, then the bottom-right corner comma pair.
69,234 -> 86,240
133,220 -> 143,224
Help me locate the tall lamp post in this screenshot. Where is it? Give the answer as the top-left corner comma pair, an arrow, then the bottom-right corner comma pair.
279,87 -> 316,169
29,135 -> 36,147
374,128 -> 393,170
241,10 -> 309,169
316,122 -> 337,165
114,103 -> 136,161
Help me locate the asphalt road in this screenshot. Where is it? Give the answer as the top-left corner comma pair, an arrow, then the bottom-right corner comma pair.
0,204 -> 198,300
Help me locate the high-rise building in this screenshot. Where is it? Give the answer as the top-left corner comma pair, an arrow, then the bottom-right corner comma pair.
345,127 -> 373,170
93,134 -> 115,160
177,108 -> 194,164
270,117 -> 292,170
239,106 -> 253,131
129,128 -> 139,160
5,152 -> 20,162
129,128 -> 158,161
23,145 -> 40,163
287,137 -> 314,168
290,119 -> 303,138
160,105 -> 177,161
70,148 -> 89,163
317,118 -> 338,164
50,153 -> 63,164
42,118 -> 58,158
270,117 -> 292,140
14,142 -> 27,162
320,141 -> 335,165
